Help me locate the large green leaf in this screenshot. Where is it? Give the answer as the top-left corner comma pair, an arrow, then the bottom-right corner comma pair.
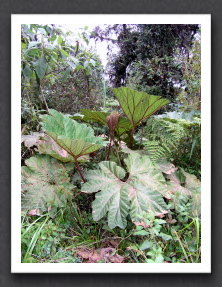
21,132 -> 44,148
36,134 -> 89,163
40,109 -> 107,161
21,155 -> 74,216
81,153 -> 169,229
189,189 -> 201,218
34,57 -> 48,80
72,109 -> 132,136
112,87 -> 170,127
23,65 -> 32,81
74,109 -> 108,125
181,170 -> 201,218
166,168 -> 201,217
156,158 -> 178,175
116,116 -> 132,136
156,110 -> 201,123
28,41 -> 41,49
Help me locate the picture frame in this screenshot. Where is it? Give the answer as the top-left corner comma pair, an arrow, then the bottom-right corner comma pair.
1,0 -> 220,285
12,13 -> 211,274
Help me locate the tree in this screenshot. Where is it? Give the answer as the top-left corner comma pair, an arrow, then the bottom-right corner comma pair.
92,24 -> 199,101
176,31 -> 201,111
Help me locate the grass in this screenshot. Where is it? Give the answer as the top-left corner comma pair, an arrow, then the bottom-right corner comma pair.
22,214 -> 50,262
21,189 -> 201,263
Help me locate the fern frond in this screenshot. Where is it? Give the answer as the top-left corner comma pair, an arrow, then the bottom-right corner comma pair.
143,116 -> 188,162
143,140 -> 166,162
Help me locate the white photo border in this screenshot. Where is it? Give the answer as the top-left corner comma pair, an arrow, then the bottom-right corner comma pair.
11,14 -> 211,273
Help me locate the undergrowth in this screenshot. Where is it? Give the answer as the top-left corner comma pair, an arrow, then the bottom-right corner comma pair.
21,88 -> 201,264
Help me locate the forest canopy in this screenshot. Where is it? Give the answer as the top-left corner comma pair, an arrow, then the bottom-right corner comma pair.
92,24 -> 199,102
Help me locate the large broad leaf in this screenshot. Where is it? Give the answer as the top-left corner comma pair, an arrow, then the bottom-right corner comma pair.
189,189 -> 201,218
156,158 -> 178,175
72,109 -> 108,125
34,57 -> 48,80
23,65 -> 32,81
181,170 -> 201,218
28,41 -> 41,49
72,109 -> 132,136
40,109 -> 107,161
166,170 -> 192,198
21,132 -> 44,148
112,87 -> 170,127
36,134 -> 89,163
116,116 -> 132,136
156,110 -> 201,123
166,168 -> 201,217
81,153 -> 169,229
21,155 -> 74,216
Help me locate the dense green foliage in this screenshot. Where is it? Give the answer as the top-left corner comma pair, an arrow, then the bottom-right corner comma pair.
143,111 -> 201,178
177,37 -> 201,111
22,155 -> 74,216
93,24 -> 199,101
21,24 -> 201,264
21,24 -> 104,133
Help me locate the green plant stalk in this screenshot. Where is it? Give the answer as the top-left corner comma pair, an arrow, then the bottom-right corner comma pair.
178,220 -> 195,233
21,213 -> 49,239
103,79 -> 106,108
138,126 -> 145,150
181,215 -> 201,262
189,136 -> 197,160
116,229 -> 135,250
173,230 -> 190,263
67,201 -> 96,241
193,217 -> 200,262
22,215 -> 49,262
106,141 -> 112,161
183,237 -> 194,263
129,126 -> 135,149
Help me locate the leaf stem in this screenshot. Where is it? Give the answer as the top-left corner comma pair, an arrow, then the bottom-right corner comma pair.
75,159 -> 86,183
106,140 -> 112,161
129,126 -> 134,149
114,141 -> 122,166
138,126 -> 145,150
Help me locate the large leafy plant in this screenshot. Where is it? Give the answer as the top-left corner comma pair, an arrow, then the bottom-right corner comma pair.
81,153 -> 201,229
81,153 -> 169,229
72,109 -> 132,137
112,87 -> 170,148
74,87 -> 170,151
165,168 -> 201,218
39,109 -> 108,181
73,109 -> 132,160
21,155 -> 74,217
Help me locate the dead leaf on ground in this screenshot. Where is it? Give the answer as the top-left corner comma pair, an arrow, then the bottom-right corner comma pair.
134,221 -> 149,229
77,247 -> 124,263
28,208 -> 41,216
